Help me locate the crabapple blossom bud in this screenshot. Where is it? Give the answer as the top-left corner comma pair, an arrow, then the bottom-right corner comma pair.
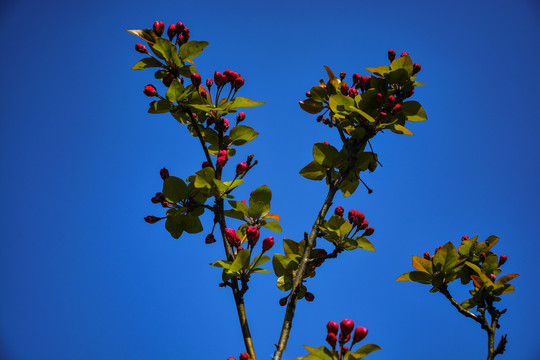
343,346 -> 349,354
143,84 -> 157,97
462,235 -> 469,241
182,27 -> 189,36
167,24 -> 176,40
327,321 -> 339,335
153,21 -> 165,36
279,297 -> 288,306
387,95 -> 396,106
348,210 -> 365,226
162,73 -> 174,87
216,156 -> 228,168
490,274 -> 496,282
206,78 -> 213,89
388,49 -> 396,61
341,83 -> 350,95
393,103 -> 402,113
202,161 -> 211,168
401,52 -> 409,57
340,319 -> 355,336
378,112 -> 387,121
214,71 -> 225,86
348,88 -> 358,97
262,237 -> 274,251
326,333 -> 337,348
175,22 -> 185,34
340,333 -> 351,343
234,77 -> 245,90
236,162 -> 248,175
160,168 -> 169,179
218,150 -> 228,158
246,226 -> 260,246
305,91 -> 311,98
225,228 -> 241,248
339,71 -> 346,80
205,234 -> 216,244
334,206 -> 344,217
499,255 -> 508,266
144,215 -> 160,224
227,358 -> 235,360
237,112 -> 246,122
363,227 -> 375,236
239,353 -> 250,360
135,43 -> 147,53
352,73 -> 361,85
413,63 -> 422,75
305,292 -> 315,302
480,252 -> 486,262
222,118 -> 230,132
424,252 -> 431,260
237,246 -> 244,251
376,93 -> 383,103
191,73 -> 201,87
151,192 -> 165,204
353,327 -> 368,343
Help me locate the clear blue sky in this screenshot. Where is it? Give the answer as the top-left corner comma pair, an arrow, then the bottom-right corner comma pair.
1,0 -> 539,359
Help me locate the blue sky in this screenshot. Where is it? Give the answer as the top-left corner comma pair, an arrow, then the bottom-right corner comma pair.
1,0 -> 539,359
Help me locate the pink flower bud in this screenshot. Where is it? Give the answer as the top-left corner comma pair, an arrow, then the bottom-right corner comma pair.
305,292 -> 315,302
160,168 -> 169,179
334,206 -> 344,217
326,321 -> 339,335
214,71 -> 225,86
262,237 -> 274,251
218,150 -> 228,158
393,103 -> 402,113
412,63 -> 422,75
216,156 -> 228,168
305,91 -> 311,98
359,220 -> 368,230
353,326 -> 368,343
424,252 -> 431,260
239,353 -> 250,360
223,69 -> 233,82
326,333 -> 337,348
205,79 -> 213,89
205,234 -> 216,244
340,83 -> 350,95
339,72 -> 346,80
237,112 -> 246,122
387,95 -> 396,106
175,22 -> 185,34
223,118 -> 230,131
490,274 -> 496,282
462,235 -> 469,241
246,226 -> 260,246
225,228 -> 241,248
153,21 -> 165,36
236,162 -> 248,175
363,227 -> 375,236
234,77 -> 245,90
378,112 -> 387,121
167,24 -> 176,40
499,255 -> 508,266
144,215 -> 160,224
143,84 -> 157,97
135,43 -> 147,53
348,88 -> 358,97
191,73 -> 201,87
401,52 -> 409,57
376,93 -> 383,103
340,333 -> 351,343
352,73 -> 361,85
182,27 -> 189,36
202,161 -> 211,168
340,319 -> 355,336
347,210 -> 365,226
388,49 -> 396,61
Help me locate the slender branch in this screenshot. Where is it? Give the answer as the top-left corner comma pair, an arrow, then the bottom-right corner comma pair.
185,109 -> 215,170
439,285 -> 486,326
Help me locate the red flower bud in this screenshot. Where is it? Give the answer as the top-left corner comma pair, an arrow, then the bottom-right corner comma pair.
160,168 -> 169,180
135,43 -> 147,53
305,292 -> 315,302
378,112 -> 387,121
225,228 -> 241,248
151,192 -> 165,204
182,27 -> 190,36
239,353 -> 250,360
326,333 -> 337,348
143,84 -> 157,97
175,22 -> 185,34
388,49 -> 396,61
401,52 -> 409,57
334,206 -> 344,217
237,112 -> 246,122
412,63 -> 422,75
360,76 -> 370,91
424,252 -> 431,260
352,73 -> 361,85
348,88 -> 358,97
327,321 -> 339,335
340,319 -> 355,336
162,73 -> 174,87
341,83 -> 350,95
222,118 -> 230,132
359,220 -> 368,230
227,358 -> 235,360
153,21 -> 165,36
490,274 -> 496,282
191,73 -> 201,87
348,210 -> 365,226
462,235 -> 469,241
305,91 -> 311,98
205,79 -> 213,89
144,215 -> 160,224
387,95 -> 396,106
393,104 -> 402,113
339,72 -> 346,80
376,93 -> 383,103
262,237 -> 274,251
223,69 -> 233,82
167,24 -> 176,40
480,252 -> 486,262
342,346 -> 349,354
202,161 -> 211,168
499,255 -> 508,266
234,77 -> 245,90
363,227 -> 375,236
246,226 -> 260,246
353,326 -> 368,343
279,297 -> 288,306
218,150 -> 228,158
236,162 -> 248,175
205,234 -> 216,244
217,156 -> 228,168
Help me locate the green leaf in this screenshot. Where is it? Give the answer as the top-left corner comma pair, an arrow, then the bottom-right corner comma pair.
178,64 -> 199,78
162,176 -> 188,203
230,249 -> 251,274
249,185 -> 272,206
126,29 -> 158,44
310,86 -> 328,102
390,55 -> 413,76
181,214 -> 203,234
250,254 -> 270,269
283,239 -> 300,256
300,161 -> 326,180
495,273 -> 519,286
465,261 -> 493,285
433,242 -> 459,274
223,209 -> 246,221
251,268 -> 272,273
228,200 -> 249,215
354,236 -> 375,251
220,179 -> 244,193
210,260 -> 232,269
412,255 -> 433,274
365,65 -> 390,76
458,236 -> 478,256
165,210 -> 183,239
194,167 -> 216,189
329,94 -> 355,114
402,101 -> 428,122
131,57 -> 163,70
229,125 -> 259,145
228,96 -> 265,109
179,40 -> 209,61
152,38 -> 178,61
313,142 -> 344,168
299,99 -> 324,114
477,235 -> 499,253
389,124 -> 414,135
148,99 -> 171,114
262,220 -> 282,232
340,172 -> 359,198
297,345 -> 335,360
165,80 -> 184,102
396,271 -> 432,284
353,343 -> 382,357
385,69 -> 411,88
277,275 -> 293,291
248,202 -> 270,219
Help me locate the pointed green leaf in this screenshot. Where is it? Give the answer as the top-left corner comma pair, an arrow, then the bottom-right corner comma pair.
329,94 -> 355,114
194,167 -> 216,189
230,249 -> 251,274
402,101 -> 427,121
229,125 -> 259,145
299,99 -> 324,114
131,57 -> 163,70
179,40 -> 209,61
353,343 -> 382,357
390,55 -> 413,76
365,65 -> 389,76
310,86 -> 328,102
228,96 -> 265,109
262,220 -> 282,233
249,185 -> 272,206
477,235 -> 499,253
300,161 -> 326,180
277,274 -> 293,291
412,255 -> 433,274
152,38 -> 178,61
389,124 -> 414,135
354,236 -> 375,251
126,29 -> 158,44
313,142 -> 344,168
148,99 -> 171,114
223,209 -> 246,221
165,80 -> 184,102
162,176 -> 188,203
250,254 -> 270,269
210,260 -> 232,269
433,242 -> 459,274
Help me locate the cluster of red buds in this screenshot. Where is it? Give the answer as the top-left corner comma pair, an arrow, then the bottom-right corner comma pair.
352,73 -> 371,93
227,352 -> 254,360
151,20 -> 190,45
325,320 -> 369,357
217,150 -> 229,169
375,93 -> 403,117
346,209 -> 374,236
225,228 -> 241,248
144,168 -> 173,224
316,115 -> 334,128
213,70 -> 245,90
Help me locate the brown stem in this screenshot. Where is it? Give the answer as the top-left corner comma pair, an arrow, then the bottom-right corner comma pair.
186,110 -> 214,170
439,286 -> 486,326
